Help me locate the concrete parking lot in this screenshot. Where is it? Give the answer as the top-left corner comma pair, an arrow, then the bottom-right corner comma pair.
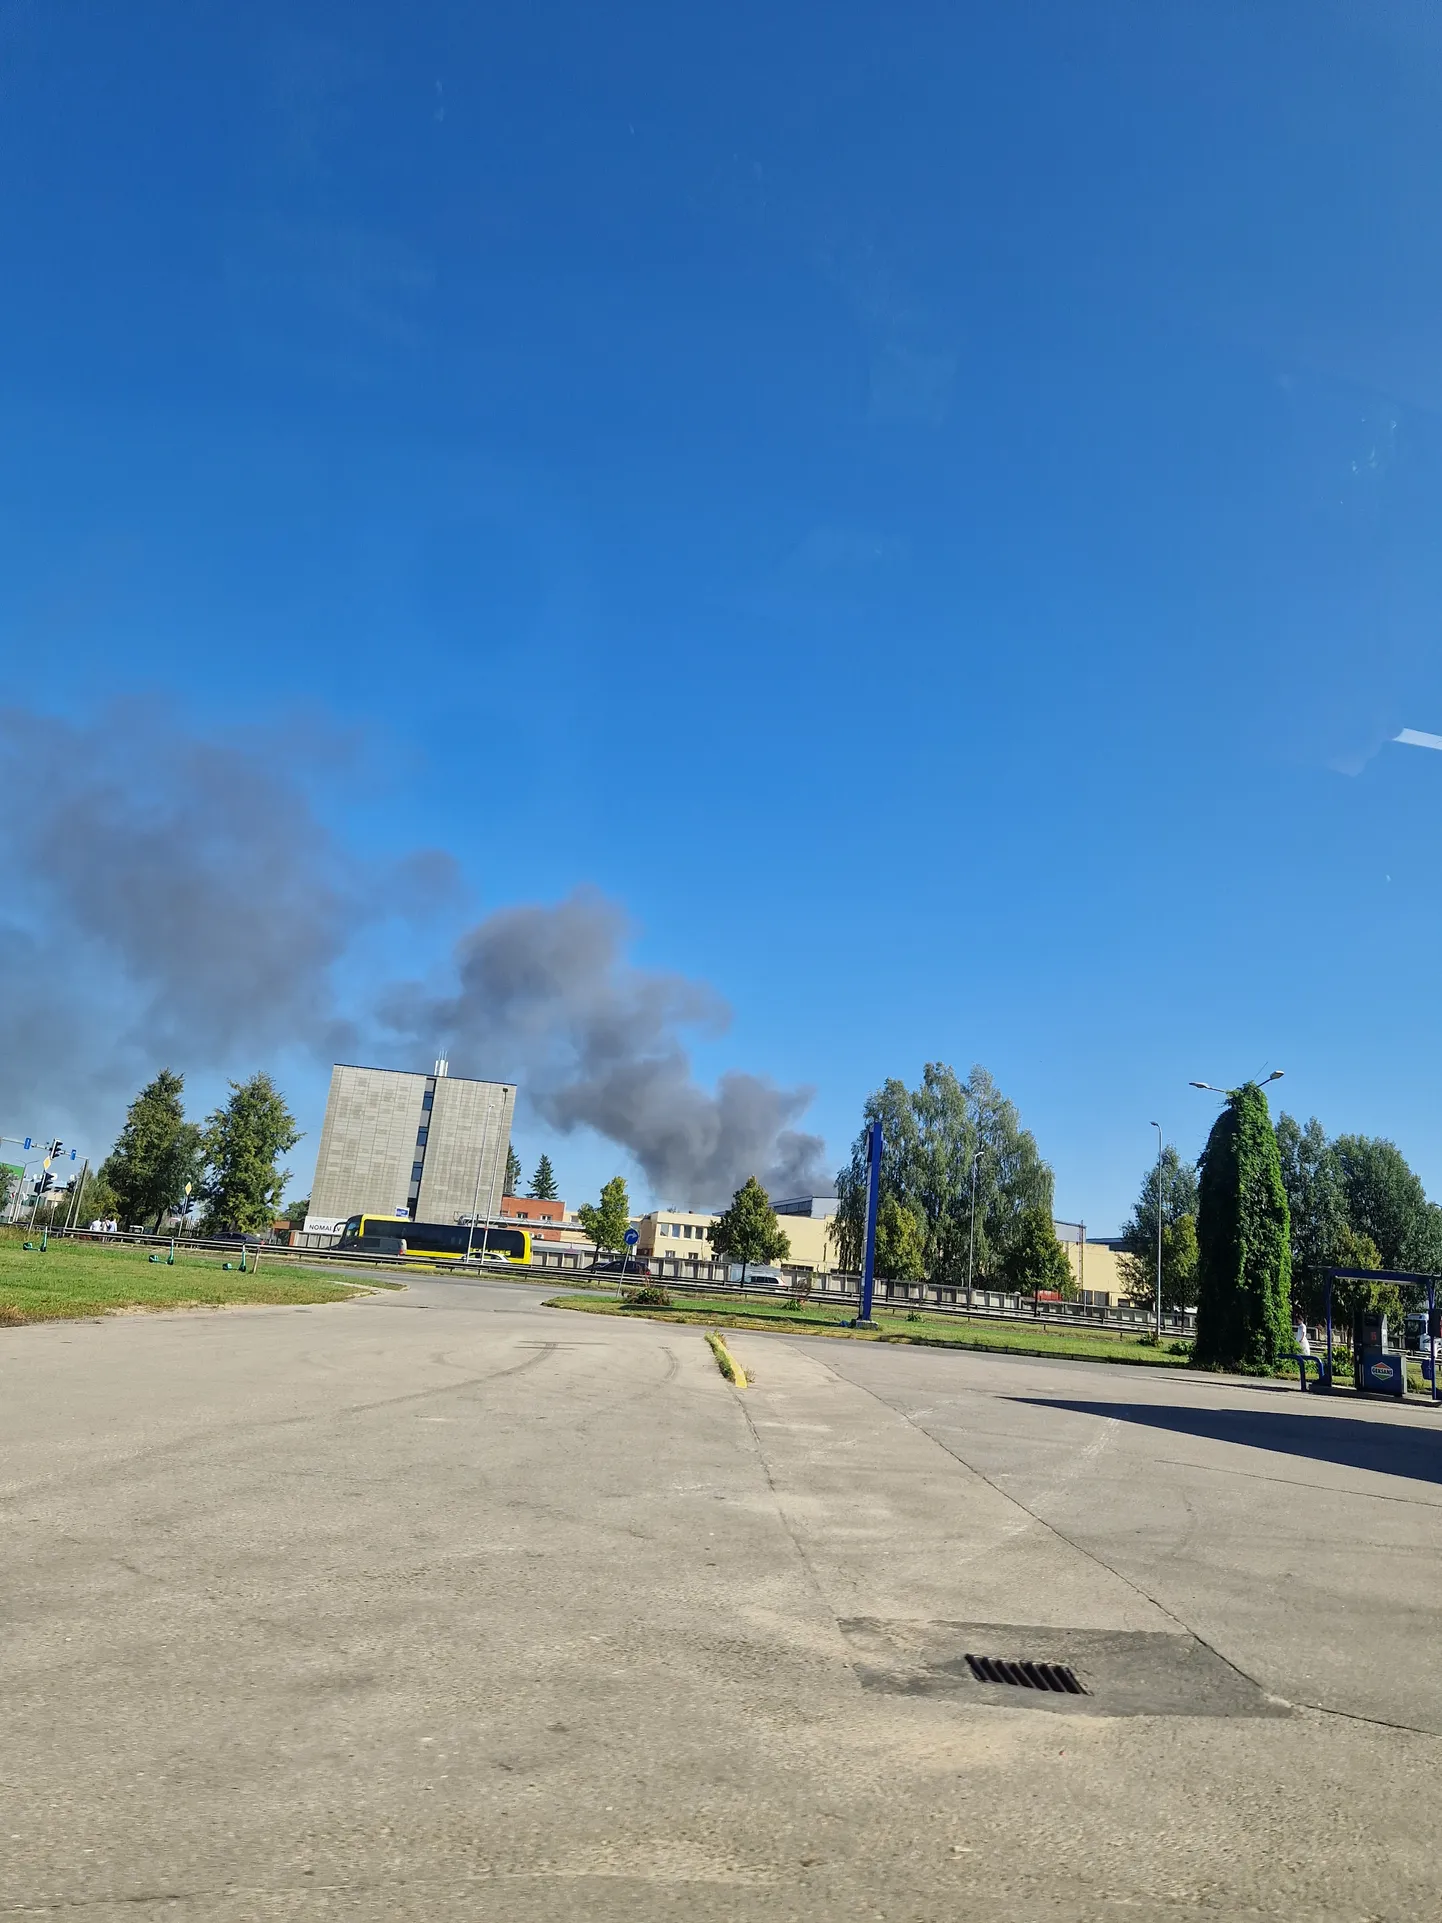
4,1274 -> 1441,1920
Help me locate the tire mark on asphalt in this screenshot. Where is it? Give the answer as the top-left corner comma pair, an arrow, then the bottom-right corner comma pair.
0,1345 -> 562,1507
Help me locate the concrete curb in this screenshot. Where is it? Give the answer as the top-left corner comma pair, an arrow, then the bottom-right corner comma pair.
706,1330 -> 748,1388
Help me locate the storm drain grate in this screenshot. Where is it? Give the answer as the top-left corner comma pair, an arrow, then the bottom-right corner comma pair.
965,1654 -> 1087,1694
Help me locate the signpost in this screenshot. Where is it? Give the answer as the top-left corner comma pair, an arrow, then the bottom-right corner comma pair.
623,1226 -> 639,1277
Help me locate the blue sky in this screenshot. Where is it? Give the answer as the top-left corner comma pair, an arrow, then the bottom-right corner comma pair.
4,0 -> 1442,1227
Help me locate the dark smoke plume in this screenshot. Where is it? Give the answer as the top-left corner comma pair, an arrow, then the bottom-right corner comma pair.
374,888 -> 822,1199
380,890 -> 827,1206
0,709 -> 826,1200
0,705 -> 368,1121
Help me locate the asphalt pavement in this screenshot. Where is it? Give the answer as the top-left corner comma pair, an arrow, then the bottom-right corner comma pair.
4,1274 -> 1440,1921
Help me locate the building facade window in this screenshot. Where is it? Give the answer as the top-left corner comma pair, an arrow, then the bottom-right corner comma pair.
411,1162 -> 424,1182
415,1126 -> 428,1146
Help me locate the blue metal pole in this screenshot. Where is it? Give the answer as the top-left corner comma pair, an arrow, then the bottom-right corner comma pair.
859,1119 -> 883,1324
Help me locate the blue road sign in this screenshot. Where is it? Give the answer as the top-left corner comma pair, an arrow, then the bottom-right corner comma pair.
23,1137 -> 31,1151
623,1227 -> 639,1246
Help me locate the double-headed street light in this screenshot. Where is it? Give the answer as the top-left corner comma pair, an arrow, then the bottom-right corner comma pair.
1188,1071 -> 1284,1093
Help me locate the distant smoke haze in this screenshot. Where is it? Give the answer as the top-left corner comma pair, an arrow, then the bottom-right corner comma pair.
0,707 -> 825,1199
378,891 -> 826,1206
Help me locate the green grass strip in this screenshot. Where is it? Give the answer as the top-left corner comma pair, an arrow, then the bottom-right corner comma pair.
547,1289 -> 1192,1369
0,1230 -> 367,1324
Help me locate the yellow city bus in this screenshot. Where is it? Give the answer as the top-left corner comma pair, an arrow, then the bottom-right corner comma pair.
338,1215 -> 532,1266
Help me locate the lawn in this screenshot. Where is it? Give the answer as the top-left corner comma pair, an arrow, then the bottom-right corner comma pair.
0,1228 -> 370,1325
545,1287 -> 1194,1368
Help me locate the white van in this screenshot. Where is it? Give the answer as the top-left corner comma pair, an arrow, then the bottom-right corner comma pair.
728,1264 -> 786,1289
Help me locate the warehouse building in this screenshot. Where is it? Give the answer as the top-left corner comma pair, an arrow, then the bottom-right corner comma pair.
306,1061 -> 515,1235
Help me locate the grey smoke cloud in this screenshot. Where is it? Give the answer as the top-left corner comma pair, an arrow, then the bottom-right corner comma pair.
0,709 -> 826,1200
378,890 -> 828,1207
0,706 -> 364,1116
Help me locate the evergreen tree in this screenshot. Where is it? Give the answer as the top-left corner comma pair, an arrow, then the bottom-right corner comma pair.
1193,1083 -> 1292,1373
200,1074 -> 301,1235
529,1153 -> 559,1201
710,1176 -> 791,1284
1118,1144 -> 1201,1308
578,1176 -> 631,1256
101,1070 -> 204,1231
505,1145 -> 522,1197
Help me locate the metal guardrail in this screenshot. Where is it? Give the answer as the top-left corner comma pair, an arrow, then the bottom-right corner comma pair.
20,1228 -> 1196,1330
30,1227 -> 526,1276
552,1269 -> 1196,1336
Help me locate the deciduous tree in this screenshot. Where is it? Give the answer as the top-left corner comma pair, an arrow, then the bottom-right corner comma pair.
1118,1145 -> 1201,1308
1001,1205 -> 1075,1296
833,1064 -> 1054,1283
578,1176 -> 631,1257
1334,1134 -> 1442,1277
1276,1114 -> 1437,1326
875,1196 -> 926,1282
710,1176 -> 791,1285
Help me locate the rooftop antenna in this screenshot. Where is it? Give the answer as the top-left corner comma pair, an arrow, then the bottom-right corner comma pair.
434,1058 -> 449,1077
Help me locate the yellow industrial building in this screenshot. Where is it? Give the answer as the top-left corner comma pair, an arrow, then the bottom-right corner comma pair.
635,1202 -> 838,1275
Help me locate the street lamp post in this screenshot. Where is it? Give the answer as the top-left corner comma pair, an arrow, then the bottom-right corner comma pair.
967,1148 -> 984,1297
1151,1123 -> 1164,1344
463,1094 -> 505,1269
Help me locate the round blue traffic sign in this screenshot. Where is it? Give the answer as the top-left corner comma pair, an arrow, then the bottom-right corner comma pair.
623,1227 -> 639,1246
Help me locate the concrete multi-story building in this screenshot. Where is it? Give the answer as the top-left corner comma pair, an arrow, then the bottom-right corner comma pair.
305,1062 -> 515,1235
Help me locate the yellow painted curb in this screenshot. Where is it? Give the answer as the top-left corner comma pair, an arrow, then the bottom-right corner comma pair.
706,1330 -> 748,1388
